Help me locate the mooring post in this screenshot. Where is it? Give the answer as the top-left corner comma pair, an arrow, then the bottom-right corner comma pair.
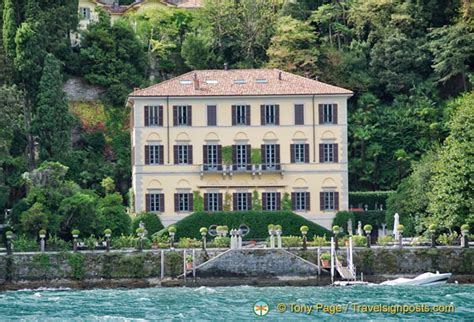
330,237 -> 335,284
192,249 -> 196,282
317,246 -> 321,276
160,250 -> 164,280
183,249 -> 187,282
349,236 -> 354,280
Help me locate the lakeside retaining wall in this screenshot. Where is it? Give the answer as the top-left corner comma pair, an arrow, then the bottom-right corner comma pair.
0,248 -> 472,287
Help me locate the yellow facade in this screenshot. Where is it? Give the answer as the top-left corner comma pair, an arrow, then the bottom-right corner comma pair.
130,87 -> 351,229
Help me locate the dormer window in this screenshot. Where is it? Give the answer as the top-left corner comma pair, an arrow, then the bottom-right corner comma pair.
206,80 -> 218,84
179,80 -> 192,85
233,79 -> 246,85
256,79 -> 268,84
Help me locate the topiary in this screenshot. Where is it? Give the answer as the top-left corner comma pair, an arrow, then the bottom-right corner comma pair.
428,224 -> 437,232
168,226 -> 177,233
199,227 -> 208,234
39,229 -> 47,236
397,224 -> 404,233
461,224 -> 469,232
104,228 -> 112,236
275,224 -> 282,232
332,225 -> 341,234
71,229 -> 80,236
363,224 -> 373,232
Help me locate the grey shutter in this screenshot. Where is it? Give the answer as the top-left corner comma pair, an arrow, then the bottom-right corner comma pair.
146,194 -> 151,212
203,145 -> 208,169
144,106 -> 149,126
246,145 -> 251,170
291,192 -> 296,210
207,105 -> 216,126
188,193 -> 194,212
262,193 -> 267,211
290,144 -> 295,163
159,145 -> 164,164
335,192 -> 340,210
261,144 -> 266,170
173,106 -> 178,126
275,105 -> 280,125
145,145 -> 150,165
245,105 -> 251,125
247,193 -> 252,210
173,145 -> 178,164
304,144 -> 309,163
187,105 -> 192,126
295,104 -> 304,125
305,192 -> 310,211
218,193 -> 223,211
320,192 -> 325,211
159,193 -> 165,212
217,145 -> 222,170
319,144 -> 324,163
232,105 -> 236,125
260,105 -> 265,125
318,104 -> 323,124
233,193 -> 238,211
232,145 -> 236,170
188,145 -> 193,164
276,193 -> 281,210
333,143 -> 338,163
333,104 -> 338,124
174,193 -> 179,212
204,193 -> 209,211
158,106 -> 163,126
275,144 -> 280,169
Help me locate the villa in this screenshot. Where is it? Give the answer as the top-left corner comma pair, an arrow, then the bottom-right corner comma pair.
128,68 -> 353,228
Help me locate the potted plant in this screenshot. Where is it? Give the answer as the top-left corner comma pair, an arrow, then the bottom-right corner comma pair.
428,224 -> 437,234
397,224 -> 405,234
320,252 -> 331,268
300,225 -> 309,250
168,226 -> 177,248
104,228 -> 112,238
72,229 -> 80,239
461,224 -> 470,235
332,225 -> 341,250
216,225 -> 228,237
39,229 -> 47,239
363,224 -> 373,234
186,254 -> 193,270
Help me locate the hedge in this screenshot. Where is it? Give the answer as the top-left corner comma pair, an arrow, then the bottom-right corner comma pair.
349,191 -> 394,210
158,211 -> 332,240
132,212 -> 164,236
333,211 -> 386,234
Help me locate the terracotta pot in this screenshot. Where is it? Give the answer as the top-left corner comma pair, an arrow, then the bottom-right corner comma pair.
186,262 -> 193,270
321,260 -> 330,268
345,240 -> 350,246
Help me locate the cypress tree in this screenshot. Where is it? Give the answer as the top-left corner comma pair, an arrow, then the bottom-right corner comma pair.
32,53 -> 73,162
2,0 -> 17,60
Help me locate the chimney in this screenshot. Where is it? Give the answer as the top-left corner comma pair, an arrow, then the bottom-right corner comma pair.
278,71 -> 282,80
193,73 -> 200,90
315,75 -> 320,81
224,63 -> 229,71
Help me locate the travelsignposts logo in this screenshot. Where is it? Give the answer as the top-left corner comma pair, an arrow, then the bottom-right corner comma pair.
254,300 -> 270,316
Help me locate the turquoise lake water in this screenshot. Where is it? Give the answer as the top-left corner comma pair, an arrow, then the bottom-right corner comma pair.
0,285 -> 472,321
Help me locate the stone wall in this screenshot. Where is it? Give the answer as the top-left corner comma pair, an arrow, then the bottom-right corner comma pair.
63,77 -> 104,102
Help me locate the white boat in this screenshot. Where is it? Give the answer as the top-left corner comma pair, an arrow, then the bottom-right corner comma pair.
380,272 -> 452,286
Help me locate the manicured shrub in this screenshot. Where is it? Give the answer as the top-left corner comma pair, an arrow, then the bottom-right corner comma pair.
209,236 -> 230,248
377,235 -> 394,246
132,212 -> 164,236
12,235 -> 38,252
177,238 -> 202,248
168,211 -> 331,240
352,235 -> 366,247
349,191 -> 394,210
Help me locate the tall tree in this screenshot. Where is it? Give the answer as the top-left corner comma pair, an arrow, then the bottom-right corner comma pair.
2,0 -> 17,60
32,53 -> 73,162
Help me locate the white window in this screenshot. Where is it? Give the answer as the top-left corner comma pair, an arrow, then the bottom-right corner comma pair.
323,144 -> 335,163
235,193 -> 249,211
149,145 -> 161,164
265,144 -> 276,168
146,106 -> 160,126
264,105 -> 276,124
236,145 -> 247,169
206,193 -> 220,212
178,193 -> 190,212
236,105 -> 247,125
294,144 -> 305,163
178,145 -> 188,164
324,192 -> 336,210
294,192 -> 307,211
207,145 -> 218,169
177,105 -> 188,125
79,7 -> 91,20
149,194 -> 161,212
265,192 -> 278,211
323,104 -> 334,123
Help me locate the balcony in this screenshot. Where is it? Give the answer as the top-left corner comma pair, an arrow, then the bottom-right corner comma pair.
200,163 -> 284,178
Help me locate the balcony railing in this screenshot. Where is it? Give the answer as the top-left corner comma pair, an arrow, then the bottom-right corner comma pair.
200,163 -> 284,177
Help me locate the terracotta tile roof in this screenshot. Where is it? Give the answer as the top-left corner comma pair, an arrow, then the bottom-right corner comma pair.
166,0 -> 203,8
130,69 -> 353,97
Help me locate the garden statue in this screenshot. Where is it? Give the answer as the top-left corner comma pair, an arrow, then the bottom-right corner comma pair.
300,226 -> 309,250
237,229 -> 242,249
461,224 -> 470,248
104,229 -> 112,252
72,229 -> 80,252
268,224 -> 275,249
347,219 -> 353,236
200,227 -> 208,251
357,221 -> 363,236
393,213 -> 400,243
275,225 -> 282,249
5,231 -> 13,255
381,223 -> 386,236
39,229 -> 46,252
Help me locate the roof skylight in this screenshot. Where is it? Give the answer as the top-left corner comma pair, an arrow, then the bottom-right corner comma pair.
179,80 -> 192,85
233,79 -> 246,85
256,79 -> 268,84
206,80 -> 218,84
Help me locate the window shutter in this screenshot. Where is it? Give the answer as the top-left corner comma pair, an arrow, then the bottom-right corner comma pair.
217,145 -> 222,169
233,193 -> 238,211
203,193 -> 209,211
187,105 -> 192,126
334,144 -> 339,163
144,106 -> 149,126
188,145 -> 193,164
173,106 -> 178,126
262,193 -> 267,211
260,105 -> 265,125
159,145 -> 164,164
319,144 -> 324,163
291,192 -> 296,210
158,106 -> 163,126
320,192 -> 325,211
173,145 -> 178,164
295,104 -> 304,125
306,192 -> 311,211
261,144 -> 266,170
304,144 -> 310,163
275,144 -> 280,169
145,145 -> 150,165
247,193 -> 252,210
290,144 -> 295,163
232,145 -> 236,170
203,145 -> 208,167
276,192 -> 281,210
335,192 -> 340,210
333,104 -> 338,124
159,193 -> 165,212
318,104 -> 323,124
218,193 -> 223,211
174,193 -> 179,212
231,105 -> 236,125
207,105 -> 216,126
246,105 -> 251,125
246,145 -> 251,169
275,105 -> 280,125
146,194 -> 151,212
188,193 -> 194,211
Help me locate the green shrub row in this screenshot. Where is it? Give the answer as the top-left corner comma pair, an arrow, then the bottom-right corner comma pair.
349,191 -> 394,210
333,211 -> 386,234
161,211 -> 332,240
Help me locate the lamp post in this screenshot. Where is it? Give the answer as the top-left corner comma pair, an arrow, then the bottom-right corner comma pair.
200,227 -> 208,251
397,225 -> 404,249
39,229 -> 46,252
332,225 -> 341,250
72,229 -> 80,252
363,224 -> 372,248
5,231 -> 13,255
300,225 -> 308,250
168,226 -> 177,249
268,224 -> 275,249
428,224 -> 437,248
275,225 -> 282,249
461,224 -> 470,248
104,229 -> 112,252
